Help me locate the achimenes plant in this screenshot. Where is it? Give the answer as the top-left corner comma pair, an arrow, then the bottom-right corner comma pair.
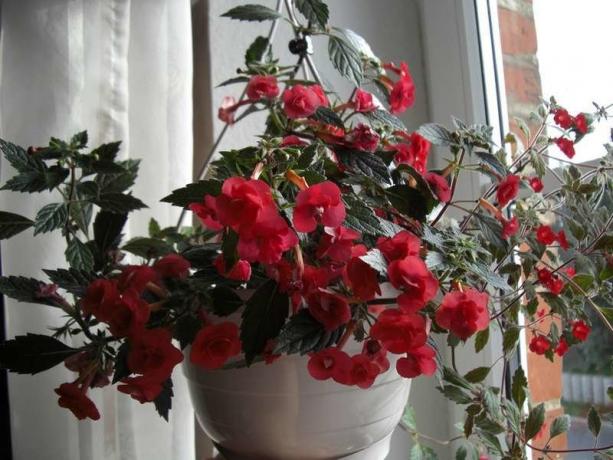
0,1 -> 612,458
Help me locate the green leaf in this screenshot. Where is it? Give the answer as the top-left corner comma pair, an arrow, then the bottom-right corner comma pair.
70,131 -> 88,149
503,327 -> 520,355
365,109 -> 406,131
245,36 -> 269,65
221,4 -> 282,22
65,238 -> 95,271
0,276 -> 58,307
410,444 -> 438,460
112,342 -> 131,383
511,367 -> 527,407
328,35 -> 363,86
209,286 -> 244,316
42,268 -> 96,297
343,196 -> 385,236
331,28 -> 378,62
0,334 -> 79,374
153,378 -> 173,421
174,314 -> 203,350
274,309 -> 343,355
216,76 -> 251,88
474,150 -> 507,176
418,123 -> 454,146
93,211 -> 127,253
401,405 -> 417,431
122,237 -> 172,259
455,444 -> 479,460
241,280 -> 289,364
2,171 -> 48,193
309,106 -> 344,128
587,406 -> 601,438
525,403 -> 546,440
0,139 -> 38,172
0,211 -> 33,240
358,248 -> 387,276
222,229 -> 239,272
337,150 -> 391,185
294,0 -> 328,28
33,203 -> 67,235
464,366 -> 490,383
94,193 -> 147,213
474,327 -> 489,353
549,414 -> 570,439
90,141 -> 120,161
161,179 -> 222,208
438,385 -> 473,404
386,184 -> 436,221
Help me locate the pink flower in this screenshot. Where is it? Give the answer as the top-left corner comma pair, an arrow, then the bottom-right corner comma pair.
189,195 -> 223,231
311,85 -> 329,107
396,345 -> 437,378
501,216 -> 519,239
215,177 -> 276,233
387,256 -> 438,312
392,132 -> 430,174
308,348 -> 352,383
425,172 -> 451,202
435,289 -> 489,340
496,175 -> 520,208
218,96 -> 237,124
293,181 -> 346,232
246,75 -> 279,100
386,62 -> 415,114
346,123 -> 380,152
346,245 -> 381,301
190,322 -> 242,370
104,293 -> 150,338
306,290 -> 351,331
353,89 -> 376,112
282,84 -> 323,118
280,135 -> 308,147
376,231 -> 421,262
370,309 -> 428,354
237,214 -> 298,264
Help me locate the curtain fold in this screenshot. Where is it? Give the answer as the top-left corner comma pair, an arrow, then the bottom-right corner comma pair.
0,1 -> 195,459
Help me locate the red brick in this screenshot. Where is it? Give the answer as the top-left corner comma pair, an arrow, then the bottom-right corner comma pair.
503,64 -> 542,104
498,7 -> 538,55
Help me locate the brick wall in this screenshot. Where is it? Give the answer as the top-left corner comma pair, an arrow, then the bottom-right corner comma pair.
497,0 -> 567,452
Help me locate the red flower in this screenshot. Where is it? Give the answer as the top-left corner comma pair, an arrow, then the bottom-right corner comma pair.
117,376 -> 163,403
574,113 -> 588,134
311,85 -> 329,107
529,335 -> 551,355
214,256 -> 252,281
392,132 -> 430,173
529,177 -> 544,193
565,266 -> 576,277
306,290 -> 351,331
237,214 -> 298,264
190,322 -> 242,370
127,328 -> 183,380
535,225 -> 556,245
376,231 -> 421,262
496,175 -> 520,208
307,347 -> 352,383
571,320 -> 590,342
387,62 -> 415,114
370,309 -> 428,354
280,135 -> 308,147
293,181 -> 345,232
316,226 -> 360,262
353,89 -> 376,112
425,172 -> 451,202
82,279 -> 120,320
547,276 -> 565,295
154,253 -> 191,279
105,294 -> 150,338
396,345 -> 437,378
118,265 -> 159,295
387,256 -> 438,312
301,264 -> 335,294
501,216 -> 520,239
216,177 -> 276,232
218,96 -> 237,124
557,230 -> 569,250
246,75 -> 279,100
189,195 -> 223,231
346,245 -> 381,301
349,354 -> 381,389
54,383 -> 100,420
346,124 -> 380,152
555,137 -> 575,159
435,289 -> 489,340
282,84 -> 323,118
537,267 -> 553,285
555,338 -> 569,357
361,339 -> 390,373
553,108 -> 573,129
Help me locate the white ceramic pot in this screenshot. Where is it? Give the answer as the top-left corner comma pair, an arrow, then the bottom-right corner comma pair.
183,343 -> 410,460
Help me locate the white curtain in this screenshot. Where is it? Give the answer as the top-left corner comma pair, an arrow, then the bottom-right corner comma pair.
0,1 -> 195,459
